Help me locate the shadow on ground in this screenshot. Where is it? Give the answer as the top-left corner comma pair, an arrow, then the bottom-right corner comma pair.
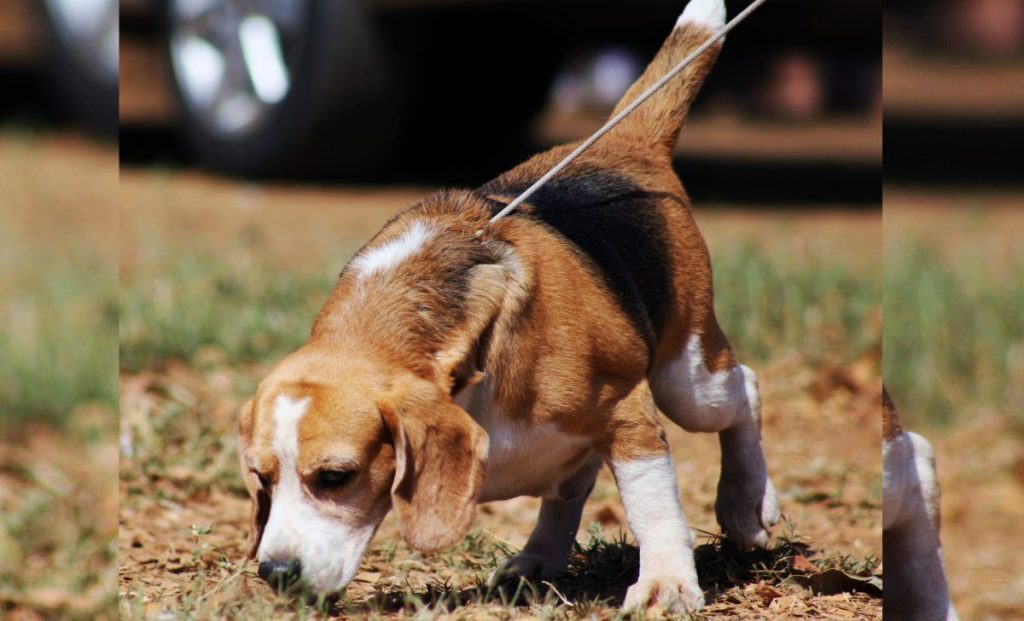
338,534 -> 852,617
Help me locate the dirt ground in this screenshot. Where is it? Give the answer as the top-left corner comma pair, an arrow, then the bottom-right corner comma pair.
1,133 -> 118,619
119,167 -> 883,619
119,359 -> 883,620
931,414 -> 1024,620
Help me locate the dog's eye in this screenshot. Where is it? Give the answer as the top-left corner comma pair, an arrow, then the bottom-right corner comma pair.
316,469 -> 352,489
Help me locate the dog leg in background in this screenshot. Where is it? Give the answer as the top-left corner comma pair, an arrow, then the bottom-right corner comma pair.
651,330 -> 780,550
883,390 -> 959,621
489,458 -> 601,583
714,361 -> 780,548
606,380 -> 705,614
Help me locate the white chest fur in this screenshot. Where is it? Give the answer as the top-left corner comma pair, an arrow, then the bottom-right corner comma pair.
454,380 -> 591,502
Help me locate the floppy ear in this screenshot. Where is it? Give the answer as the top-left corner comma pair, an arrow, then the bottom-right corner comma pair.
434,263 -> 510,392
237,399 -> 270,559
380,398 -> 489,552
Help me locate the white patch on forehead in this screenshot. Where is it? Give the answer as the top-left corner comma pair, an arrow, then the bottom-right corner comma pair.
351,220 -> 433,278
272,395 -> 310,465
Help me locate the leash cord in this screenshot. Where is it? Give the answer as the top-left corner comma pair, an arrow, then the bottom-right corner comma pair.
483,0 -> 770,230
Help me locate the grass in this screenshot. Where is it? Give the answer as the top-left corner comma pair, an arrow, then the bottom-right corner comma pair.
884,211 -> 1024,425
120,214 -> 881,374
119,202 -> 881,619
0,422 -> 118,619
712,240 -> 880,366
0,207 -> 118,428
119,249 -> 341,373
120,516 -> 878,621
0,134 -> 119,619
118,199 -> 367,372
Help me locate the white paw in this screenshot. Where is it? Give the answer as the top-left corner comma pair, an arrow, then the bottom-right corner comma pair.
716,473 -> 780,549
488,552 -> 566,586
677,0 -> 727,31
623,575 -> 705,615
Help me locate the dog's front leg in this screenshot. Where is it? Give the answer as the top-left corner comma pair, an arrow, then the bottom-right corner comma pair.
606,380 -> 704,614
490,457 -> 602,583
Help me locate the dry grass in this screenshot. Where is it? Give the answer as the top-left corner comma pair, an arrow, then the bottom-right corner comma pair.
884,191 -> 1024,620
119,356 -> 882,620
884,192 -> 1024,424
0,133 -> 118,619
118,171 -> 881,620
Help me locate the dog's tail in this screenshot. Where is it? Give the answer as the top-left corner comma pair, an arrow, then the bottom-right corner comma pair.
610,0 -> 725,156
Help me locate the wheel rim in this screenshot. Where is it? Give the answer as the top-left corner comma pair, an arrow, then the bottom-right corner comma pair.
44,0 -> 119,85
169,0 -> 308,138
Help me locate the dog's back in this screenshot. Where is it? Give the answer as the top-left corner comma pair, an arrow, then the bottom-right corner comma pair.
479,3 -> 726,366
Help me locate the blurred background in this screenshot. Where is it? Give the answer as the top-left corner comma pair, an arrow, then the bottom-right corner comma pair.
117,0 -> 880,202
8,0 -> 1023,616
884,0 -> 1024,619
3,0 -> 886,618
0,2 -> 118,619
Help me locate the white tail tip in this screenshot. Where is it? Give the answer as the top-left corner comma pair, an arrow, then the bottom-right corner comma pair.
677,0 -> 727,31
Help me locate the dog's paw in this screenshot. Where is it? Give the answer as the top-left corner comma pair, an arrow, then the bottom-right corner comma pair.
715,473 -> 780,549
488,553 -> 566,586
623,575 -> 705,616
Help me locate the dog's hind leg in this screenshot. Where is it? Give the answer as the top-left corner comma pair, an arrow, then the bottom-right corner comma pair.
489,457 -> 602,583
650,323 -> 780,549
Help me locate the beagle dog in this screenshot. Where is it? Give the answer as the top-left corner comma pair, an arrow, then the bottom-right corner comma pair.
238,0 -> 779,613
883,388 -> 959,620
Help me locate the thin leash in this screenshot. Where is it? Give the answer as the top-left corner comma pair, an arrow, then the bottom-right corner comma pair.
480,0 -> 770,234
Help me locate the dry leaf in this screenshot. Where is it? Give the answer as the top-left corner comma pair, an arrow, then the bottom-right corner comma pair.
784,569 -> 883,597
792,554 -> 818,572
770,594 -> 800,610
354,571 -> 381,584
753,582 -> 785,606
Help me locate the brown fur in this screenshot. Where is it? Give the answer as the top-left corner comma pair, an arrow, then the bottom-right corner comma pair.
610,26 -> 722,156
240,18 -> 732,557
380,391 -> 489,551
883,386 -> 902,441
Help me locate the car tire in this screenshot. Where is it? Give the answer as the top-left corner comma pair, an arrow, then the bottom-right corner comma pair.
37,0 -> 119,133
165,0 -> 401,178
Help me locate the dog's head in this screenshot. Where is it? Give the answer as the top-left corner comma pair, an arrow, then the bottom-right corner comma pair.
237,203 -> 530,596
237,350 -> 489,596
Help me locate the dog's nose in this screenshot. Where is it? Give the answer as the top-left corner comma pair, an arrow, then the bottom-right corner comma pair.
257,558 -> 303,592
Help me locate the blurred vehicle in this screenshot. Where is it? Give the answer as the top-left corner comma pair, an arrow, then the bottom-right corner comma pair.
41,0 -> 118,130
124,0 -> 579,177
0,0 -> 118,131
118,0 -> 880,179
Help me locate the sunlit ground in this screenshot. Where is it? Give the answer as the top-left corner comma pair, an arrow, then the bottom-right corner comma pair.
119,165 -> 881,619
